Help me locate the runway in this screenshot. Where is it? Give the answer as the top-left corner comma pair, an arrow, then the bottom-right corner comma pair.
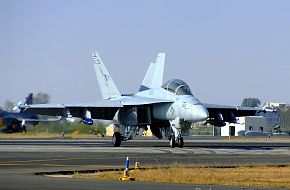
0,137 -> 290,190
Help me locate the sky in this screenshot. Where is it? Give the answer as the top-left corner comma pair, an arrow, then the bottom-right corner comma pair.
1,0 -> 290,107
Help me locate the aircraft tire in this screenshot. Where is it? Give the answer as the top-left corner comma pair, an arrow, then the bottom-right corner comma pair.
170,135 -> 175,148
112,132 -> 121,147
179,136 -> 184,148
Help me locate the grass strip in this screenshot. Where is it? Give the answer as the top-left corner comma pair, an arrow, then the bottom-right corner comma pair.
73,165 -> 290,188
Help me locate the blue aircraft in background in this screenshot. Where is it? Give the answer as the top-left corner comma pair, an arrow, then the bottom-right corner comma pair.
0,93 -> 60,133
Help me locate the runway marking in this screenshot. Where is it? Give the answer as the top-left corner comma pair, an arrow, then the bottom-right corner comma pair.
0,163 -> 29,166
0,163 -> 71,167
0,163 -> 74,167
41,164 -> 68,167
0,157 -> 98,165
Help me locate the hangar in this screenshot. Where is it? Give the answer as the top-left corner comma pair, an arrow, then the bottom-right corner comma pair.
221,116 -> 268,136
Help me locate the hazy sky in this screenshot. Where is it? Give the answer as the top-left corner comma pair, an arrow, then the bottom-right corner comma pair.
1,0 -> 290,107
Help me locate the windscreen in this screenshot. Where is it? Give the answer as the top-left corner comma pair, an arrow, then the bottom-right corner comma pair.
161,79 -> 193,96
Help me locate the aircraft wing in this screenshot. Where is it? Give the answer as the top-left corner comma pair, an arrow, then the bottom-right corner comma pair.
0,112 -> 61,123
20,97 -> 173,120
204,103 -> 261,115
203,103 -> 262,126
121,96 -> 173,106
15,117 -> 62,122
21,100 -> 123,120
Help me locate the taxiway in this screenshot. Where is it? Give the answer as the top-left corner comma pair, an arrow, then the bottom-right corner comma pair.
0,137 -> 289,190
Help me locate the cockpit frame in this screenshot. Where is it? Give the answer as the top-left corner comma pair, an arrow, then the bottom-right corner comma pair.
162,79 -> 193,96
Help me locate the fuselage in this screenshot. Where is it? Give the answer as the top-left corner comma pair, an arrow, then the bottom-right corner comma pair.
152,95 -> 208,122
132,79 -> 209,123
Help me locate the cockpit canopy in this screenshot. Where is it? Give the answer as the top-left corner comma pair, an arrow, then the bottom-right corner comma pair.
161,79 -> 193,96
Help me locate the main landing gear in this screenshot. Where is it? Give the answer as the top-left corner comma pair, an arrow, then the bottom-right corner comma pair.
111,124 -> 139,147
112,132 -> 122,147
111,122 -> 185,148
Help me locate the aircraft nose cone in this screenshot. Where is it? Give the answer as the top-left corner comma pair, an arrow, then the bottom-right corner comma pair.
198,105 -> 209,121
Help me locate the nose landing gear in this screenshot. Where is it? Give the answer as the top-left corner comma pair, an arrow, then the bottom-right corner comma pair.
170,134 -> 184,148
169,118 -> 184,148
170,135 -> 175,148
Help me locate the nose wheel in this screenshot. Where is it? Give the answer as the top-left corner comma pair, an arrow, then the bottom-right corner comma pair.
169,134 -> 184,148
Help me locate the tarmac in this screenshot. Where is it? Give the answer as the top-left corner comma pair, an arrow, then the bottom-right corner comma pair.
0,137 -> 290,190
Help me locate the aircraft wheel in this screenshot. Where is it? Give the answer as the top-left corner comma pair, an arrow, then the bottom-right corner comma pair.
170,135 -> 175,148
112,132 -> 121,147
179,136 -> 184,148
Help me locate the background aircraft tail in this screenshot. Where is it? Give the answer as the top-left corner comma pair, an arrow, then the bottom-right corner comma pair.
92,52 -> 121,100
25,93 -> 33,105
12,93 -> 33,111
139,53 -> 165,91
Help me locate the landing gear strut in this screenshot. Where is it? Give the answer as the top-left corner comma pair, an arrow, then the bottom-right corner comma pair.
169,118 -> 184,148
170,135 -> 175,148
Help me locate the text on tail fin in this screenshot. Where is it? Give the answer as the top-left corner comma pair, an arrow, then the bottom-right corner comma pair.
92,52 -> 121,100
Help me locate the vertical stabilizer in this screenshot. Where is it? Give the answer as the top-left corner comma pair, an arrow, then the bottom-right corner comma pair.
25,93 -> 33,105
139,53 -> 165,91
92,52 -> 121,100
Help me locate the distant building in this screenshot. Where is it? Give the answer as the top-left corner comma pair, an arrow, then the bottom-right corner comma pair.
263,102 -> 287,109
221,116 -> 268,136
261,101 -> 288,129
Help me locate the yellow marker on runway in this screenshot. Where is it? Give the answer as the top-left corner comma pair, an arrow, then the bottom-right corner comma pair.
134,162 -> 140,170
119,157 -> 135,181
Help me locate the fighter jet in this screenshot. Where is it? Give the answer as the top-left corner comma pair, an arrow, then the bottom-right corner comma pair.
0,94 -> 36,132
0,94 -> 61,133
21,52 -> 263,147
